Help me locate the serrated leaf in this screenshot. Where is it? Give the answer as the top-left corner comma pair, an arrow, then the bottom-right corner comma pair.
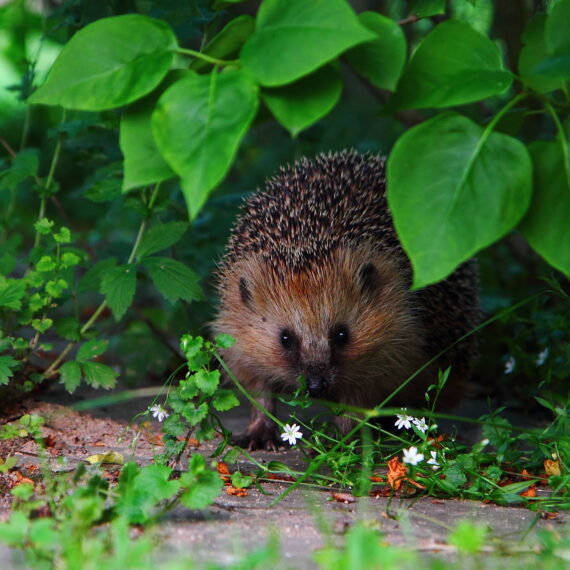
182,402 -> 209,426
59,360 -> 82,392
0,149 -> 39,192
142,257 -> 202,304
345,12 -> 406,91
0,279 -> 26,310
241,0 -> 375,87
194,369 -> 220,396
391,19 -> 512,110
77,258 -> 117,294
0,355 -> 19,386
215,333 -> 235,349
28,15 -> 177,111
100,265 -> 137,320
520,142 -> 570,278
76,339 -> 109,363
387,112 -> 532,288
179,466 -> 223,510
152,69 -> 259,219
136,222 -> 188,259
212,390 -> 240,412
262,65 -> 342,137
82,361 -> 117,389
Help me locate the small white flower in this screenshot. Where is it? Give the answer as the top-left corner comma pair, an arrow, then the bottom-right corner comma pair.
504,356 -> 516,374
280,423 -> 303,445
402,446 -> 424,466
395,409 -> 414,430
427,450 -> 440,470
149,404 -> 169,422
413,417 -> 428,433
536,348 -> 549,366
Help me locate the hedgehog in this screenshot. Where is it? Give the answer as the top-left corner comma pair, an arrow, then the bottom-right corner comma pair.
213,151 -> 479,450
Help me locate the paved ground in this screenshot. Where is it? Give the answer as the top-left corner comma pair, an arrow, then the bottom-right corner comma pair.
0,384 -> 567,568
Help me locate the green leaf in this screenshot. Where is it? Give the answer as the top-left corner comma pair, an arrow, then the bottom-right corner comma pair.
519,14 -> 567,93
215,333 -> 235,349
77,339 -> 109,363
120,88 -> 176,191
391,19 -> 512,110
231,471 -> 253,488
29,15 -> 177,111
191,15 -> 255,73
0,355 -> 18,386
82,361 -> 117,389
77,258 -> 117,294
0,512 -> 29,545
34,218 -> 54,235
36,256 -> 56,272
53,227 -> 71,243
100,265 -> 137,320
59,360 -> 82,393
60,252 -> 81,268
448,521 -> 487,554
212,390 -> 240,412
142,257 -> 203,304
546,0 -> 570,56
55,317 -> 81,341
241,0 -> 374,87
152,69 -> 259,218
182,402 -> 209,426
410,0 -> 446,17
179,457 -> 223,509
0,279 -> 26,310
31,317 -> 53,333
520,142 -> 570,279
194,369 -> 220,396
262,65 -> 342,137
345,12 -> 406,91
136,222 -> 189,259
387,112 -> 532,288
0,149 -> 39,192
115,463 -> 179,524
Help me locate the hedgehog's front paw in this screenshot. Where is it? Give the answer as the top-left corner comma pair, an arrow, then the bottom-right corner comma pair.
231,416 -> 281,451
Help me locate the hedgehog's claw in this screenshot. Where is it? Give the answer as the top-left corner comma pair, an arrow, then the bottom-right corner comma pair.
231,415 -> 281,451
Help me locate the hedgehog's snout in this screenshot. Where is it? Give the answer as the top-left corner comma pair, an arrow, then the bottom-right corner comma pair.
305,367 -> 329,398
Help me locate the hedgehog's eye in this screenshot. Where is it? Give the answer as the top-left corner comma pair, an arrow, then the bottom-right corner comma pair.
330,324 -> 350,349
280,329 -> 294,350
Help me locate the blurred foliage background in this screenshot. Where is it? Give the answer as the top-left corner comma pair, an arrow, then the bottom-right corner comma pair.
0,0 -> 568,412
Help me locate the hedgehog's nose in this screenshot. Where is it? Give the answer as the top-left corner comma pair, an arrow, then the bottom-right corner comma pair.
306,374 -> 328,398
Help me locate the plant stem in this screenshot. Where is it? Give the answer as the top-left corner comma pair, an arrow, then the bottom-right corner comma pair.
43,183 -> 161,378
176,47 -> 237,67
33,109 -> 66,248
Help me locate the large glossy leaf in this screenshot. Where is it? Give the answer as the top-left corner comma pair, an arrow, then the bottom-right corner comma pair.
240,0 -> 374,87
519,14 -> 566,93
520,142 -> 570,278
191,15 -> 255,73
262,65 -> 342,137
345,12 -> 406,91
391,19 -> 512,110
29,15 -> 177,111
120,96 -> 175,191
387,112 -> 532,288
152,69 -> 258,218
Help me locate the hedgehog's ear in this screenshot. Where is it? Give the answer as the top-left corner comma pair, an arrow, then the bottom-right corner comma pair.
239,277 -> 253,308
357,262 -> 379,296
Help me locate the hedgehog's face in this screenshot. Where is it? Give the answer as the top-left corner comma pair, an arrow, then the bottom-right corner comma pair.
216,247 -> 420,402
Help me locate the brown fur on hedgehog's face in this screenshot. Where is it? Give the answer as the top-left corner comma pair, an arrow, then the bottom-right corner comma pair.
215,246 -> 426,404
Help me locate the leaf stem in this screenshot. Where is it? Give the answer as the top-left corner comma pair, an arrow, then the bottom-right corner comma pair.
176,47 -> 238,67
33,109 -> 66,248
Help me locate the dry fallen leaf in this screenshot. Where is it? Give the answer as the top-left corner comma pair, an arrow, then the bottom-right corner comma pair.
85,451 -> 125,465
267,473 -> 296,482
370,475 -> 383,482
226,485 -> 248,497
520,485 -> 537,497
217,462 -> 231,475
387,457 -> 407,490
544,459 -> 561,477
